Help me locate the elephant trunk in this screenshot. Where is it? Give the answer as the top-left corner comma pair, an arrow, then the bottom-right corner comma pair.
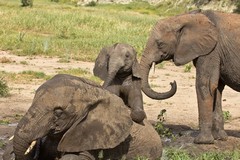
140,55 -> 177,100
13,107 -> 51,160
103,58 -> 124,88
13,115 -> 34,160
102,70 -> 118,88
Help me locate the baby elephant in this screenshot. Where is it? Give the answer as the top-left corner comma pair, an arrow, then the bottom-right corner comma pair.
94,43 -> 146,123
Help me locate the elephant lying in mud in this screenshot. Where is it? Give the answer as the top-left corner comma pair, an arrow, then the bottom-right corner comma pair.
140,9 -> 240,144
4,74 -> 162,160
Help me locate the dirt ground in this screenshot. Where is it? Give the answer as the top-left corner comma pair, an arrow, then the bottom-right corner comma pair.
0,51 -> 240,159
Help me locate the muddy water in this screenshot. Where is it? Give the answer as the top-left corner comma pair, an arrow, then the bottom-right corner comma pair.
0,124 -> 16,160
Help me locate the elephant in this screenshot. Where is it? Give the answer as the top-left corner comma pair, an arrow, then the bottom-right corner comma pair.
140,9 -> 240,144
93,43 -> 148,123
6,74 -> 162,160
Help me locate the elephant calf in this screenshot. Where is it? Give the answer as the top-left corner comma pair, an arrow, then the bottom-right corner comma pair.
4,74 -> 162,160
93,43 -> 147,123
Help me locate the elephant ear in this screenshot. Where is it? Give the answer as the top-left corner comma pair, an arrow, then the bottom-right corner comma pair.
93,46 -> 113,81
174,13 -> 218,65
57,94 -> 133,152
132,58 -> 141,79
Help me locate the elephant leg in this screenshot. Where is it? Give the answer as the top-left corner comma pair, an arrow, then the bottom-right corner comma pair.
194,57 -> 220,144
128,88 -> 146,123
212,81 -> 228,140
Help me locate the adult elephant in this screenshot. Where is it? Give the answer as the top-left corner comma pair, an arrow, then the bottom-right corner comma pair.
8,74 -> 162,160
140,10 -> 240,144
93,43 -> 176,123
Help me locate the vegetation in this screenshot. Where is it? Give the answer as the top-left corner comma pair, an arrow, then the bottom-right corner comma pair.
0,140 -> 6,149
163,148 -> 240,160
0,0 -> 160,61
21,0 -> 33,7
58,68 -> 102,83
223,110 -> 232,122
154,109 -> 175,139
0,78 -> 9,97
0,71 -> 49,83
184,63 -> 193,72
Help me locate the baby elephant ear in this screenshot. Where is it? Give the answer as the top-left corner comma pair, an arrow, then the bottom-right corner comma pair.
57,95 -> 133,152
93,46 -> 113,81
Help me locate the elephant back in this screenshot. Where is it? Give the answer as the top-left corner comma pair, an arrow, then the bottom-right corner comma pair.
126,119 -> 162,159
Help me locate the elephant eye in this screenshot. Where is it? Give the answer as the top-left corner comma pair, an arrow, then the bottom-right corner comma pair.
156,40 -> 165,49
54,108 -> 63,117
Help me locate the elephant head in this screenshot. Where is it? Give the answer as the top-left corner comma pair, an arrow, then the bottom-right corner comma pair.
93,43 -> 141,88
13,74 -> 132,160
140,11 -> 218,100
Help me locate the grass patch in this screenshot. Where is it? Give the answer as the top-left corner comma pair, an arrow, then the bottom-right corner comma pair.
0,0 -> 196,62
163,148 -> 240,160
20,60 -> 28,65
0,71 -> 50,83
0,119 -> 10,125
58,68 -> 102,84
0,0 -> 159,61
0,57 -> 12,63
0,140 -> 6,149
21,70 -> 48,79
0,78 -> 9,97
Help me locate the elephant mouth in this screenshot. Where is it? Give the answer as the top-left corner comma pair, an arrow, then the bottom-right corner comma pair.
160,53 -> 172,63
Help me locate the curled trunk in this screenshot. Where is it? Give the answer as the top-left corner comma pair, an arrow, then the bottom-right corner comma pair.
140,55 -> 177,100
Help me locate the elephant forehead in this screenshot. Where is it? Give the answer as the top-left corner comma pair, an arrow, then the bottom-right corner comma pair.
33,86 -> 79,109
115,44 -> 135,54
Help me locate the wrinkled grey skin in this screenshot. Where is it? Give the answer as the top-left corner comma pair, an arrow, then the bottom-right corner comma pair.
93,43 -> 148,123
140,10 -> 240,144
4,74 -> 162,160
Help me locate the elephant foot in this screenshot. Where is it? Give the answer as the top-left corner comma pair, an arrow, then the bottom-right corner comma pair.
130,110 -> 146,123
212,129 -> 228,141
194,132 -> 214,144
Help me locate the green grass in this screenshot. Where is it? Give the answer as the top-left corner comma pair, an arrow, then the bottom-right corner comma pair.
0,140 -> 6,149
0,0 -> 160,61
163,148 -> 240,160
0,0 -> 195,62
58,68 -> 102,84
0,78 -> 9,97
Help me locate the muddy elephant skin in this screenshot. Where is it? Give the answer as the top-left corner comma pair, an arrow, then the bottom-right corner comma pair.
6,74 -> 162,160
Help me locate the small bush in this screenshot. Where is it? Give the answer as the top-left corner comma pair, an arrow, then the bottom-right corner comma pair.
223,110 -> 232,122
184,63 -> 192,72
21,0 -> 33,7
0,78 -> 9,97
154,109 -> 175,139
85,1 -> 97,6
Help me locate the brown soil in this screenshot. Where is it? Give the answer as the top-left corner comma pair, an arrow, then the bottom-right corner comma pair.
0,51 -> 240,159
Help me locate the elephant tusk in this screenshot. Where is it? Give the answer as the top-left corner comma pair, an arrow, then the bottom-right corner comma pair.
9,135 -> 14,141
24,140 -> 36,155
152,62 -> 156,74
